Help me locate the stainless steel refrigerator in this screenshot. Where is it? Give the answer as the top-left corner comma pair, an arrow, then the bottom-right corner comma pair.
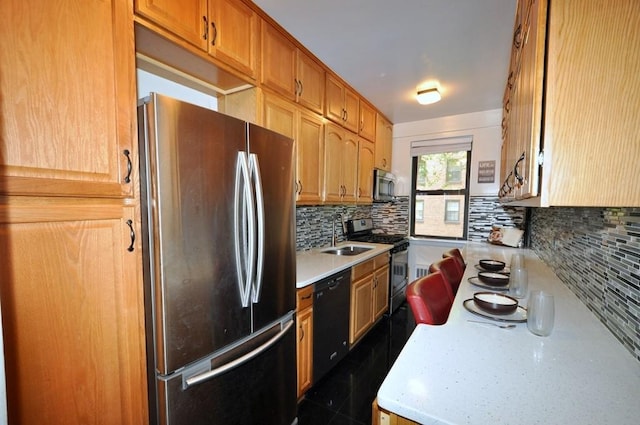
137,93 -> 297,425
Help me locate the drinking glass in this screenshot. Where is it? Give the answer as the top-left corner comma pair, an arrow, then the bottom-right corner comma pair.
510,253 -> 525,270
509,268 -> 528,298
527,290 -> 555,336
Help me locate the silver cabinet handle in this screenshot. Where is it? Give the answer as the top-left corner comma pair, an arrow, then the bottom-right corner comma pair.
184,319 -> 294,389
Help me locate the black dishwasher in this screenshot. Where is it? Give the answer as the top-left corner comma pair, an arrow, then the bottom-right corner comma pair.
313,268 -> 351,384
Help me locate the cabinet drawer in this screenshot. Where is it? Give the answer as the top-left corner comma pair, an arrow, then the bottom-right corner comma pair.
297,285 -> 314,311
373,252 -> 390,270
352,259 -> 374,281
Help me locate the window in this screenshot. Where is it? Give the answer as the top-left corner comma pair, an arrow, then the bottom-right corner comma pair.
444,200 -> 460,223
410,137 -> 471,239
415,200 -> 424,222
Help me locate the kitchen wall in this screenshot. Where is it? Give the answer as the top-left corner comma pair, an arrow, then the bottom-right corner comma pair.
530,207 -> 640,362
391,109 -> 503,198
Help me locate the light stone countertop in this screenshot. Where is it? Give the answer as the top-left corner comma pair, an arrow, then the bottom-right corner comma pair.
296,242 -> 392,288
377,242 -> 640,425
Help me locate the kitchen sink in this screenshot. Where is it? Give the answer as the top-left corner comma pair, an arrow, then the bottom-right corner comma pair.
322,246 -> 372,256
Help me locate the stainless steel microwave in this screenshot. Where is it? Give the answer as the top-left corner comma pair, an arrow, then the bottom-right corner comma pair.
373,169 -> 396,202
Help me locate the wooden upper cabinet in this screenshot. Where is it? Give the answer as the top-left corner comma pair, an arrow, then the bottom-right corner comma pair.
359,101 -> 376,142
135,0 -> 258,78
296,51 -> 325,114
357,139 -> 375,204
261,22 -> 298,100
208,0 -> 259,78
296,109 -> 325,205
135,0 -> 207,49
501,0 -> 640,207
324,122 -> 358,204
1,0 -> 137,198
375,113 -> 393,171
261,21 -> 325,114
262,93 -> 324,205
326,74 -> 359,133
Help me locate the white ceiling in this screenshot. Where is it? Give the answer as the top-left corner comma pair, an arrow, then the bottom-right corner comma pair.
252,0 -> 517,124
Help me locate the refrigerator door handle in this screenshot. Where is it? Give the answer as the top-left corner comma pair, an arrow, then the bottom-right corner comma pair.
234,151 -> 255,308
183,318 -> 294,389
249,153 -> 265,303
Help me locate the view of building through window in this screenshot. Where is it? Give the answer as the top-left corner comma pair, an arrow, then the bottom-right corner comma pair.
411,150 -> 470,239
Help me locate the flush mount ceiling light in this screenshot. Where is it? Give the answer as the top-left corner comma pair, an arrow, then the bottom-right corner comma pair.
416,87 -> 441,105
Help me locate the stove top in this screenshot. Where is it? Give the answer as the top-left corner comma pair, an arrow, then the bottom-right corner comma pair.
345,218 -> 408,248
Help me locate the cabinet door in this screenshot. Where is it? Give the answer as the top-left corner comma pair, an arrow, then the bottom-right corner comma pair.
341,131 -> 359,203
261,22 -> 297,100
297,109 -> 325,204
297,51 -> 325,114
343,87 -> 360,133
325,74 -> 346,125
323,122 -> 345,203
262,93 -> 297,139
373,265 -> 390,320
135,0 -> 207,49
350,275 -> 373,344
375,114 -> 393,171
357,139 -> 375,204
296,306 -> 313,398
0,199 -> 147,425
1,0 -> 137,198
208,0 -> 258,78
359,102 -> 376,142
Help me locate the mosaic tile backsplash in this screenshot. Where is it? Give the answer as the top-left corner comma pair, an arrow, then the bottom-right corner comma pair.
467,197 -> 526,242
530,207 -> 640,362
295,198 -> 410,251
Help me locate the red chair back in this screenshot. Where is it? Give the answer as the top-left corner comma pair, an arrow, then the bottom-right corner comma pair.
443,248 -> 466,271
406,272 -> 453,325
429,256 -> 464,298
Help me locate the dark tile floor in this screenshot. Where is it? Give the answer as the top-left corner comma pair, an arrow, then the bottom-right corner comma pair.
297,303 -> 416,425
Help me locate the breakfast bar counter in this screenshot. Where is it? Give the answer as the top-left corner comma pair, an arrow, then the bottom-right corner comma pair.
376,243 -> 640,424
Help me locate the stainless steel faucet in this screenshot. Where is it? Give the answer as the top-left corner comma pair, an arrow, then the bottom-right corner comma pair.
332,213 -> 340,247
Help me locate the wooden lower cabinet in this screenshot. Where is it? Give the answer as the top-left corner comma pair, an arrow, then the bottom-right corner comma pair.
373,264 -> 390,319
296,306 -> 313,398
349,253 -> 390,345
0,197 -> 147,424
296,285 -> 314,398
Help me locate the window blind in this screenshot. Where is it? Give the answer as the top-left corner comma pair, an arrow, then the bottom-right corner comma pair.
410,136 -> 472,156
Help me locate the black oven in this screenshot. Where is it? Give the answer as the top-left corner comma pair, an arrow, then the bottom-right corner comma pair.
346,218 -> 409,314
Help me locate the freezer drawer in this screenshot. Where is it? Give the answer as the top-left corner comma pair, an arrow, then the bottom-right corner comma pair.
156,317 -> 297,425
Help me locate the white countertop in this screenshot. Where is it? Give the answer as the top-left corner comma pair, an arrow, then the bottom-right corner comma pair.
377,242 -> 640,425
296,242 -> 392,288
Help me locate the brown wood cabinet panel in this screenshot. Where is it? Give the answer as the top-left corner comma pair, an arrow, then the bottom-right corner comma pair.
1,0 -> 137,198
296,109 -> 325,204
359,102 -> 376,142
208,0 -> 259,78
261,21 -> 297,100
350,276 -> 373,344
0,198 -> 147,425
296,51 -> 326,114
375,114 -> 393,171
325,74 -> 359,133
343,87 -> 360,133
135,0 -> 207,48
296,306 -> 313,398
502,0 -> 640,206
373,264 -> 390,320
357,139 -> 375,204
